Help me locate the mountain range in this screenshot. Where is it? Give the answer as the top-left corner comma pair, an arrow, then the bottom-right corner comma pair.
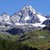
0,5 -> 50,34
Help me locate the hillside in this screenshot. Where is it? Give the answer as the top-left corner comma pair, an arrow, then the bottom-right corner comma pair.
0,29 -> 50,50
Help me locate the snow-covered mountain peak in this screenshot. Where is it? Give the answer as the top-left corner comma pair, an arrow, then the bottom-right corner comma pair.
22,5 -> 36,14
10,5 -> 47,24
2,13 -> 10,20
0,13 -> 10,24
23,5 -> 35,10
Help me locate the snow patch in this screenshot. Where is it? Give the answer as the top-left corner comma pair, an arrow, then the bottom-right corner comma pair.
24,15 -> 30,21
15,23 -> 46,28
37,14 -> 47,23
32,23 -> 46,28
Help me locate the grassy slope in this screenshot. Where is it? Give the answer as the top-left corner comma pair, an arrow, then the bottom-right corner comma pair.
0,30 -> 50,50
20,30 -> 50,50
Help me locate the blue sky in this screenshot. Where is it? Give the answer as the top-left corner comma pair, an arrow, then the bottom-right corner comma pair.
0,0 -> 50,16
